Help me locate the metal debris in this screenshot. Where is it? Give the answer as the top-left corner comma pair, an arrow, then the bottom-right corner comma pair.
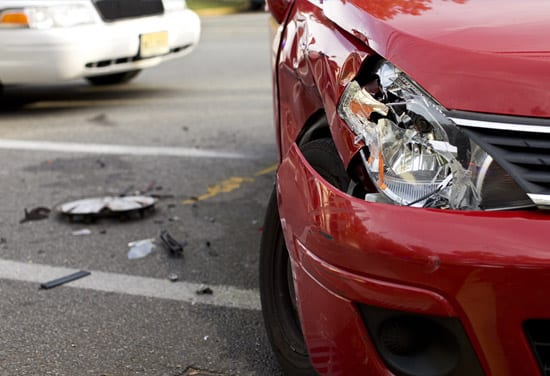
160,230 -> 187,255
168,273 -> 179,282
40,270 -> 91,289
127,238 -> 155,260
56,196 -> 157,220
20,207 -> 51,224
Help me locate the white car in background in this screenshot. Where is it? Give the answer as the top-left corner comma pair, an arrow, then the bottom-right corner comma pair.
0,0 -> 200,86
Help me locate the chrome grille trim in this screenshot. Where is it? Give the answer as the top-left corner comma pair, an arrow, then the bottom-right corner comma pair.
451,117 -> 550,134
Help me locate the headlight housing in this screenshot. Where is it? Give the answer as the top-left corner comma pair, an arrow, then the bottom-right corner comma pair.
0,4 -> 97,29
338,60 -> 533,210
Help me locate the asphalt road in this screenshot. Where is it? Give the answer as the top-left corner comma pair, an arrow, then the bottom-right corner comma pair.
0,12 -> 282,376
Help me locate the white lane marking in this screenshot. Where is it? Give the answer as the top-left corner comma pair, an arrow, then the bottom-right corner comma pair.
0,139 -> 252,159
0,259 -> 260,311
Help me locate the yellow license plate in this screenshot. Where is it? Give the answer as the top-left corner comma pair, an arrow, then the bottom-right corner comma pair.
140,31 -> 169,58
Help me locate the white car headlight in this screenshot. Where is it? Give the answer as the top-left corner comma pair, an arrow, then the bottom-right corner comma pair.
0,4 -> 97,29
338,60 -> 533,210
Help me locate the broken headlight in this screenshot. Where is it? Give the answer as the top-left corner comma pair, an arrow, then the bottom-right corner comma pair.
338,61 -> 533,210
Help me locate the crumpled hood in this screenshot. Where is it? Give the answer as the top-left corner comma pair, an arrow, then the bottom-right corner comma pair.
324,0 -> 550,118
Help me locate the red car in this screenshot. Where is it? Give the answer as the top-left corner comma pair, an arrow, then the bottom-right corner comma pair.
259,0 -> 550,375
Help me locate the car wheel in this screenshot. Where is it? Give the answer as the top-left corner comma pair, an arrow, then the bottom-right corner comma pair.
249,0 -> 265,11
260,138 -> 349,375
85,70 -> 141,86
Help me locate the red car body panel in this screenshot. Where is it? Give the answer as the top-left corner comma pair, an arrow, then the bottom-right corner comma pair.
269,0 -> 550,375
324,0 -> 550,118
278,145 -> 548,375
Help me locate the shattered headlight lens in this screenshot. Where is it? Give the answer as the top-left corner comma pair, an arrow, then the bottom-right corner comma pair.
338,61 -> 532,210
0,5 -> 97,29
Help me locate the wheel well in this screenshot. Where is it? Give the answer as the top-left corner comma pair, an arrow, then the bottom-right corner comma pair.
296,110 -> 331,147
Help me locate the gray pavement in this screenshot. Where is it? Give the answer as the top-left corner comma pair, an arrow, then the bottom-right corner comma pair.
0,12 -> 282,376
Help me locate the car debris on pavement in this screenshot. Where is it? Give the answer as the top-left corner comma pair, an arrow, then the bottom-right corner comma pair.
127,238 -> 156,260
19,207 -> 51,224
56,195 -> 157,221
40,270 -> 91,289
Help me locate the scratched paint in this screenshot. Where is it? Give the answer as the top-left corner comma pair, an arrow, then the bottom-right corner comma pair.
183,164 -> 278,205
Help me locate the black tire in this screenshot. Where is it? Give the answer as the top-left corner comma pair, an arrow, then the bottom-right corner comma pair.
85,70 -> 141,86
249,0 -> 265,11
260,138 -> 349,375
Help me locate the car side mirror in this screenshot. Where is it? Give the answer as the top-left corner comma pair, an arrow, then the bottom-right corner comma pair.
267,0 -> 292,24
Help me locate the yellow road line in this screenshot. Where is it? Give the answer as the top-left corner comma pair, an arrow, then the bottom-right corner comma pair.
254,163 -> 278,176
183,164 -> 278,205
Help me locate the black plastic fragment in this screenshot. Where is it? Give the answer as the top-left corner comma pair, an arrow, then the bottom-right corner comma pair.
40,270 -> 91,290
20,207 -> 51,224
160,230 -> 187,255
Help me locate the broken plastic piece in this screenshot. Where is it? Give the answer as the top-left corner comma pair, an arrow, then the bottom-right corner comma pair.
20,207 -> 51,224
57,196 -> 157,220
160,230 -> 187,255
168,273 -> 179,282
72,229 -> 92,236
128,238 -> 155,260
40,270 -> 91,289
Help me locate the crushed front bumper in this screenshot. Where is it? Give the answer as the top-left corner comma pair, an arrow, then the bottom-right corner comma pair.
277,143 -> 550,376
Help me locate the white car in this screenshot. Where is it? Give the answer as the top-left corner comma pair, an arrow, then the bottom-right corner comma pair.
0,0 -> 200,85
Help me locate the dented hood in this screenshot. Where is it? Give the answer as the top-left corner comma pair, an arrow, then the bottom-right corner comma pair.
324,0 -> 550,118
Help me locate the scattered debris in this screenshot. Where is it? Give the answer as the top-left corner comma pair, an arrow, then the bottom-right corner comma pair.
160,230 -> 187,255
57,196 -> 157,221
196,286 -> 213,295
168,273 -> 179,282
99,229 -> 107,235
72,229 -> 92,236
40,270 -> 91,289
203,336 -> 209,341
205,241 -> 211,248
20,207 -> 51,224
96,159 -> 106,168
127,238 -> 155,260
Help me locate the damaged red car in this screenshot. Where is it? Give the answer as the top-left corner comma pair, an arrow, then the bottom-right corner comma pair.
259,0 -> 550,375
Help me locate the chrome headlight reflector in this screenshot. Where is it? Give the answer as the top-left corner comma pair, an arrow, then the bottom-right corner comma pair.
338,61 -> 533,210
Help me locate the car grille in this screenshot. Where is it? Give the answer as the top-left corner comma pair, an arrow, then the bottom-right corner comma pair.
525,320 -> 550,376
450,111 -> 550,206
92,0 -> 164,22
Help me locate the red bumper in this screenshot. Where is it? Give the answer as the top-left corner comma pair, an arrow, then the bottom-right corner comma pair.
277,144 -> 550,376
